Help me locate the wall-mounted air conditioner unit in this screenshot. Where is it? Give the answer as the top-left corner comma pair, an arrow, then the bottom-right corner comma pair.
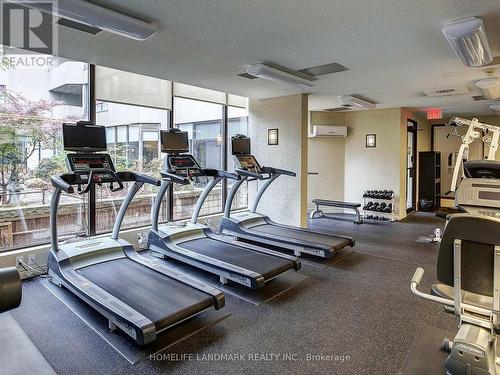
309,125 -> 347,138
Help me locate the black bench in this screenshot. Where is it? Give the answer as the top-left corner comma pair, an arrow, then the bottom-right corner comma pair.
310,199 -> 363,224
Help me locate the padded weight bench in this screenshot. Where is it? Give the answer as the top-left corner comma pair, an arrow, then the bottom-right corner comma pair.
310,199 -> 363,224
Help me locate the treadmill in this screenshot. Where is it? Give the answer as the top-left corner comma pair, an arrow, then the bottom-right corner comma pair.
219,134 -> 354,258
147,129 -> 300,290
48,122 -> 224,346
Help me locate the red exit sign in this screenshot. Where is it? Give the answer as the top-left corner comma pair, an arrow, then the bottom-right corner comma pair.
427,109 -> 442,120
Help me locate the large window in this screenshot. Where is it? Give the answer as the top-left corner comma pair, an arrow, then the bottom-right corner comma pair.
173,97 -> 223,220
0,51 -> 89,251
95,101 -> 169,233
227,106 -> 249,210
0,52 -> 248,252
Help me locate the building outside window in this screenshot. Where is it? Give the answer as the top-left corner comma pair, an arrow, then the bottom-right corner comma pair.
0,50 -> 89,251
173,97 -> 223,220
227,106 -> 249,210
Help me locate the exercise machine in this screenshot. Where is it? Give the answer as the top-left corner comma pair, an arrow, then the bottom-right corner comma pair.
219,134 -> 354,258
48,122 -> 224,346
411,214 -> 500,375
0,267 -> 21,314
148,129 -> 300,290
447,117 -> 499,193
454,160 -> 500,218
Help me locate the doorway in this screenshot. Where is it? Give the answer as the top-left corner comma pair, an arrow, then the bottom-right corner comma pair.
406,119 -> 417,212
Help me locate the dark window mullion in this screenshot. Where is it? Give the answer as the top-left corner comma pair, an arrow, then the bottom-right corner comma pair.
88,64 -> 97,236
221,105 -> 228,213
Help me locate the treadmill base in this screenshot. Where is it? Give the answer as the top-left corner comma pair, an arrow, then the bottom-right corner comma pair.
154,258 -> 309,305
301,248 -> 356,269
42,279 -> 230,365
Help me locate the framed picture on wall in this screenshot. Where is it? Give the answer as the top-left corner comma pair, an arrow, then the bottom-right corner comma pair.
268,128 -> 279,145
366,134 -> 376,148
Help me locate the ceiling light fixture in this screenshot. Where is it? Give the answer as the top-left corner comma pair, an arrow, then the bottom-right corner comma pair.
340,95 -> 376,110
489,103 -> 500,112
246,62 -> 315,89
22,0 -> 157,41
476,77 -> 500,99
442,17 -> 493,67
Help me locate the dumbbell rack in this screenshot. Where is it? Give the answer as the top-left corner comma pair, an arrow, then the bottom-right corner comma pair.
362,190 -> 396,222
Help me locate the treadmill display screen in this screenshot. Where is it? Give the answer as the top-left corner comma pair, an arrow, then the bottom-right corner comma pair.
63,122 -> 107,152
67,154 -> 114,172
161,131 -> 189,153
232,136 -> 251,155
236,155 -> 261,173
169,156 -> 198,170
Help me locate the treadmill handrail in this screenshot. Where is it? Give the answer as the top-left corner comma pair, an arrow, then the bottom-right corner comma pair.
117,171 -> 161,186
261,166 -> 296,177
235,168 -> 262,180
203,169 -> 240,181
160,171 -> 189,185
111,174 -> 160,240
51,174 -> 75,193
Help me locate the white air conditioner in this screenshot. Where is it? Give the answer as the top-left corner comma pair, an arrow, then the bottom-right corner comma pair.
309,125 -> 347,138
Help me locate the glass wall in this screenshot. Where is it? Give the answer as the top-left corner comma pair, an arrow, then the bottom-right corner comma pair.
227,106 -> 249,210
95,101 -> 169,233
173,97 -> 223,220
0,51 -> 89,251
0,52 -> 248,252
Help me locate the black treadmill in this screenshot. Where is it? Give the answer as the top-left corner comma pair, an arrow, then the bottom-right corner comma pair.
48,122 -> 224,346
219,134 -> 354,258
148,129 -> 301,290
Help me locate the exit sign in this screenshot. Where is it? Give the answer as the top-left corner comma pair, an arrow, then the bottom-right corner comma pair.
427,109 -> 442,120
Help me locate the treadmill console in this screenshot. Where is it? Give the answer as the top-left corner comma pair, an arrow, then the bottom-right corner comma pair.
66,153 -> 117,183
167,155 -> 204,178
234,155 -> 262,174
456,178 -> 500,218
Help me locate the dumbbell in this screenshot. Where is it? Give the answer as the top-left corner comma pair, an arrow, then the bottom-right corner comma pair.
385,203 -> 393,213
371,202 -> 380,211
364,201 -> 374,210
379,203 -> 387,212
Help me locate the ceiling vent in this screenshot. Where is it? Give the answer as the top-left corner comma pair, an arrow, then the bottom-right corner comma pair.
422,87 -> 469,97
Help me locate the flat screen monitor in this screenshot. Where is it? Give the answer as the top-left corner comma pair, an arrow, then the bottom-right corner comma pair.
63,122 -> 107,152
161,130 -> 189,153
232,136 -> 251,155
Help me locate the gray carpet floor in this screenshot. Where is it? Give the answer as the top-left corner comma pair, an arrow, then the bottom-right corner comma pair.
11,212 -> 458,375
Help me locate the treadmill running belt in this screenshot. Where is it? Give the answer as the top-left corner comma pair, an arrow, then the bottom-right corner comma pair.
78,258 -> 214,330
179,238 -> 293,280
250,224 -> 351,250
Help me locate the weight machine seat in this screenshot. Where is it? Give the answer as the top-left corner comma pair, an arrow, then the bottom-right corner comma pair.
431,283 -> 492,310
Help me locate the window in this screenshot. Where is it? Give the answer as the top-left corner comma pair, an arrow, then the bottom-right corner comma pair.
0,57 -> 248,252
173,97 -> 223,220
0,51 -> 89,251
95,102 -> 169,233
227,106 -> 249,210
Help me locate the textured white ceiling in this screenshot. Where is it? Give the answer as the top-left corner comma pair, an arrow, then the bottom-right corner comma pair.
22,0 -> 500,116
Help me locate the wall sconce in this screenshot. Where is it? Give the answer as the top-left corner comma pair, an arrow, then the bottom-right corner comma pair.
268,128 -> 279,145
366,134 -> 376,148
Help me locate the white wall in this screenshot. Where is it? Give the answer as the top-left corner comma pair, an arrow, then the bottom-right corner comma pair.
248,94 -> 308,227
307,112 -> 346,211
344,108 -> 403,217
